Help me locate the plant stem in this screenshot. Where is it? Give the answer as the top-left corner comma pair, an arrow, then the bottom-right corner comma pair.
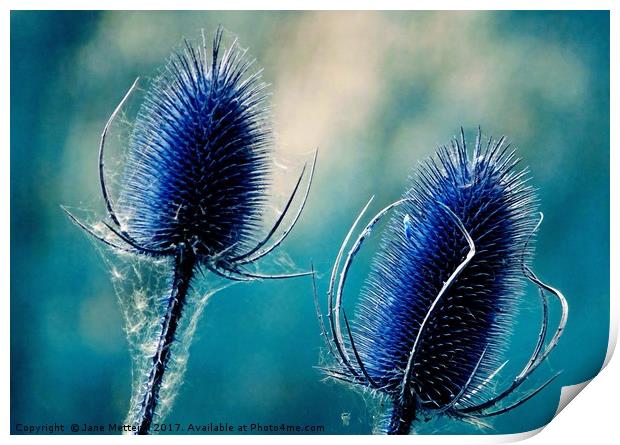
386,395 -> 416,435
135,243 -> 196,434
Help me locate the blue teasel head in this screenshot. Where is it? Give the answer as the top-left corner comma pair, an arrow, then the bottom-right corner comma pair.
65,27 -> 316,280
314,128 -> 567,435
64,27 -> 316,434
117,30 -> 271,259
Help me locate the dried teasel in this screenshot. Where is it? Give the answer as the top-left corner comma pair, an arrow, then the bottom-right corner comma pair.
314,128 -> 567,434
64,28 -> 316,434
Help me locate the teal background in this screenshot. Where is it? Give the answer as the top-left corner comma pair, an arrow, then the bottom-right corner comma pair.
10,11 -> 610,434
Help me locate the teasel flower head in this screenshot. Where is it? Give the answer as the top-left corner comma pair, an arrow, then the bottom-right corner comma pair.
118,32 -> 271,259
314,128 -> 567,434
64,27 -> 316,434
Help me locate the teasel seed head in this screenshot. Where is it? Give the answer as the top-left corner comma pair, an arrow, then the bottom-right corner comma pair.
315,128 -> 567,434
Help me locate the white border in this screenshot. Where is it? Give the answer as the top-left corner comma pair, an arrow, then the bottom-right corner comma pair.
2,2 -> 617,443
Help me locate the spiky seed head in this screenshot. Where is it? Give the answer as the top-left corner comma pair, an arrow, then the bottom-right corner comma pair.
117,28 -> 271,260
353,131 -> 538,410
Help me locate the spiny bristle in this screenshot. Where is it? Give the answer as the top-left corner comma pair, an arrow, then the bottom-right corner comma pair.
352,130 -> 538,409
117,28 -> 271,260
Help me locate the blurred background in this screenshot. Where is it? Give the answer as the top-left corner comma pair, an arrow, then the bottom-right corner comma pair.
10,11 -> 609,435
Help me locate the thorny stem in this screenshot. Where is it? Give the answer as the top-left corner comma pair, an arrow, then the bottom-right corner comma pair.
135,243 -> 196,435
386,395 -> 417,435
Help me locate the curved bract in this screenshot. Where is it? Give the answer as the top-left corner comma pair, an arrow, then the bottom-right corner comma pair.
315,128 -> 567,434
